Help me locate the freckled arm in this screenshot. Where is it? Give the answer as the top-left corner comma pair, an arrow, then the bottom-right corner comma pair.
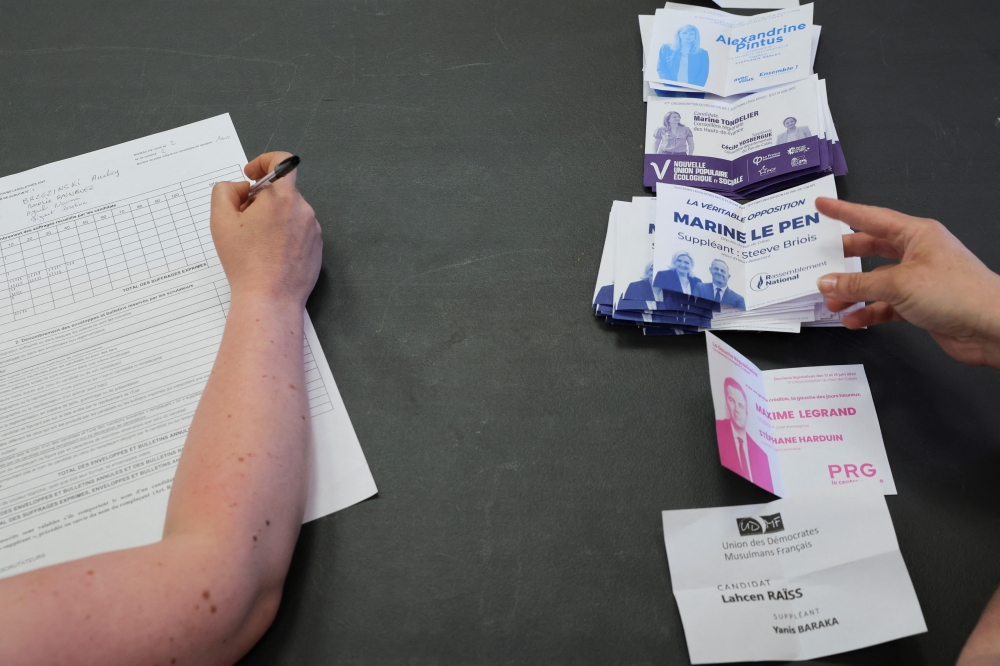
0,152 -> 321,666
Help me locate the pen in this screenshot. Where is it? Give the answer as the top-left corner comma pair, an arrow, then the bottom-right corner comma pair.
247,155 -> 300,201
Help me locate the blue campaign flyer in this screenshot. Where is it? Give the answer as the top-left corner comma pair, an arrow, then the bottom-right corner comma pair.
644,4 -> 814,97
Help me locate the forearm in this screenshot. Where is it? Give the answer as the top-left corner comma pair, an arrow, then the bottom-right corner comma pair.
0,295 -> 312,666
165,292 -> 311,588
958,587 -> 1000,665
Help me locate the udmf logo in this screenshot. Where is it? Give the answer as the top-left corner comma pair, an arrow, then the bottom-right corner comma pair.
736,512 -> 785,537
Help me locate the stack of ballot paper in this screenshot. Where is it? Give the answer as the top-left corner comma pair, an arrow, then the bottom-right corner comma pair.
593,175 -> 861,334
592,198 -> 718,336
592,3 -> 857,333
643,75 -> 846,198
639,5 -> 821,103
643,3 -> 817,98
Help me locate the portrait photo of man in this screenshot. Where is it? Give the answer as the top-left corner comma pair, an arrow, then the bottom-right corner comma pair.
716,377 -> 774,493
694,259 -> 745,309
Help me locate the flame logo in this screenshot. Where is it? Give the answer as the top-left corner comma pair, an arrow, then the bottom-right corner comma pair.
750,273 -> 769,292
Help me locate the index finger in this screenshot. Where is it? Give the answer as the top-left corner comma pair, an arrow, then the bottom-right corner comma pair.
244,151 -> 296,185
842,231 -> 902,260
816,198 -> 916,243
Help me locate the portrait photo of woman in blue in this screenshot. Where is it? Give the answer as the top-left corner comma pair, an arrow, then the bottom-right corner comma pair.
656,24 -> 710,87
652,251 -> 703,296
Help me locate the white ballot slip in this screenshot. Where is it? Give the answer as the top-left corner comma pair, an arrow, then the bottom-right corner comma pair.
592,201 -> 621,314
706,331 -> 895,497
714,0 -> 799,9
653,175 -> 844,311
0,114 -> 377,579
661,485 -> 926,663
644,4 -> 814,97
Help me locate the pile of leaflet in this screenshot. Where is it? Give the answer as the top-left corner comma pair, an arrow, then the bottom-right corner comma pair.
640,3 -> 846,197
643,75 -> 846,199
592,2 -> 859,334
592,176 -> 861,335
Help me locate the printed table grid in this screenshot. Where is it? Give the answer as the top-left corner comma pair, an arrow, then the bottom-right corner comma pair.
0,165 -> 244,324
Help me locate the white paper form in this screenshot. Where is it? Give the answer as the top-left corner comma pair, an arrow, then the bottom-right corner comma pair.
661,486 -> 926,663
0,115 -> 377,579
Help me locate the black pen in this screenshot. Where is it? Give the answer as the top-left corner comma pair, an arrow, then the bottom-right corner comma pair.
247,155 -> 300,201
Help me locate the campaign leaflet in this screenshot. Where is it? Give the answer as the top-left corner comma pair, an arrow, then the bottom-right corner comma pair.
653,176 -> 844,311
592,201 -> 620,317
661,485 -> 926,664
706,332 -> 895,497
643,4 -> 814,97
706,330 -> 783,497
641,14 -> 822,103
764,361 -> 896,496
612,198 -> 714,332
643,75 -> 846,194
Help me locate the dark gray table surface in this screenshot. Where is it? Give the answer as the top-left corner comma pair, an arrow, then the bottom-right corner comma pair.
4,1 -> 1000,663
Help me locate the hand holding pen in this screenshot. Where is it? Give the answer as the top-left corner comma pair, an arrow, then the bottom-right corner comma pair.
211,151 -> 321,307
239,154 -> 300,211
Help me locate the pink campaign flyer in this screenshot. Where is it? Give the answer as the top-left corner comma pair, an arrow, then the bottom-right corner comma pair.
706,332 -> 784,496
705,332 -> 895,497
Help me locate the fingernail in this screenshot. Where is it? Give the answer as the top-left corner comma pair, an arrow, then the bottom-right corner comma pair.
817,275 -> 837,293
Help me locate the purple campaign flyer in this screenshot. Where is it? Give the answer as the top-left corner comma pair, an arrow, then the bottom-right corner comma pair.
643,76 -> 844,195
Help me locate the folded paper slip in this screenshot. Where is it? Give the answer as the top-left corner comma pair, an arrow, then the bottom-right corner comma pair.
653,175 -> 844,312
643,76 -> 846,197
644,3 -> 815,97
592,194 -> 860,333
639,11 -> 822,104
661,485 -> 926,663
704,331 -> 895,497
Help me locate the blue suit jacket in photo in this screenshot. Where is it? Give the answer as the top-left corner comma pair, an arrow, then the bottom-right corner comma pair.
651,268 -> 702,295
695,282 -> 746,310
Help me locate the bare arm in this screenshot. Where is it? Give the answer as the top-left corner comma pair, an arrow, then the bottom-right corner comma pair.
0,151 -> 322,666
960,587 -> 1000,666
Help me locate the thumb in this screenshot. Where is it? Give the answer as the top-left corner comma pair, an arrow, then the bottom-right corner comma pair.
817,269 -> 899,305
210,181 -> 249,216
